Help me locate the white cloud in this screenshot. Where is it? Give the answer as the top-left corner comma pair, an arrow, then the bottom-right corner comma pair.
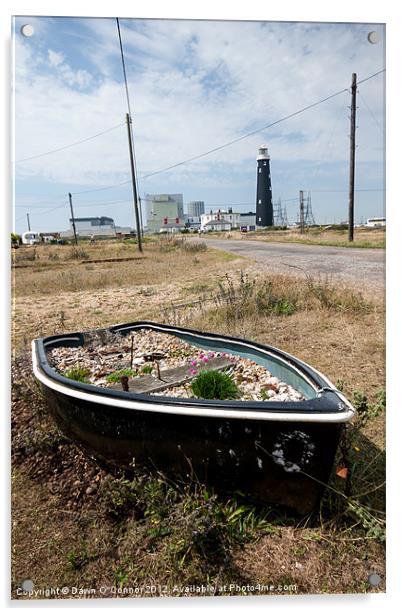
14,18 -> 385,193
48,49 -> 64,67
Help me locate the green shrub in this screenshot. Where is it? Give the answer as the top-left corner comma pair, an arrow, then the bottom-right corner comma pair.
191,370 -> 239,400
140,364 -> 153,375
63,365 -> 90,383
106,368 -> 136,383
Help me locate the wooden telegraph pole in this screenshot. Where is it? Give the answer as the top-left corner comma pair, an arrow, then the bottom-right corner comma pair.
126,113 -> 143,253
68,192 -> 78,246
348,72 -> 357,242
26,213 -> 31,231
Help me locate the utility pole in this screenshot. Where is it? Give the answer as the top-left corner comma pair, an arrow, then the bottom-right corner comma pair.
299,190 -> 305,234
348,72 -> 357,242
138,196 -> 144,238
68,192 -> 78,246
26,213 -> 31,231
125,113 -> 143,252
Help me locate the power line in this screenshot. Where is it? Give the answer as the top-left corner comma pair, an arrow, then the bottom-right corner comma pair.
116,18 -> 132,118
140,69 -> 385,182
14,122 -> 124,164
30,202 -> 69,216
59,68 -> 385,197
71,179 -> 131,196
140,89 -> 349,180
14,68 -> 385,202
15,200 -> 69,208
357,89 -> 384,134
116,17 -> 143,245
356,69 -> 385,86
310,188 -> 384,193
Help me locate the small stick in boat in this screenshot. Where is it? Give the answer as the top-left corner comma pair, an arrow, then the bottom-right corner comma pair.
155,360 -> 161,380
120,375 -> 129,392
130,335 -> 134,370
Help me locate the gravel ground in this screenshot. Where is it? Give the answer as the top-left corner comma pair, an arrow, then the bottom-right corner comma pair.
47,329 -> 305,402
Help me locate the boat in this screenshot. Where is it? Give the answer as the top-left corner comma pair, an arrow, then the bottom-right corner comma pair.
32,321 -> 355,515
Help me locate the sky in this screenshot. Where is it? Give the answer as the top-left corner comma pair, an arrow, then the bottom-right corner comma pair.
12,16 -> 385,233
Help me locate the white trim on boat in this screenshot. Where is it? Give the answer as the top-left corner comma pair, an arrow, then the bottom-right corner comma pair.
32,341 -> 354,424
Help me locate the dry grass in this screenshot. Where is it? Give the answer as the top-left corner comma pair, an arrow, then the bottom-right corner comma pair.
11,239 -> 386,598
11,238 -> 232,298
11,240 -> 243,355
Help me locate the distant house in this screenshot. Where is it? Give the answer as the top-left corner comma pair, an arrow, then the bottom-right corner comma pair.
201,219 -> 232,232
200,208 -> 256,232
200,208 -> 238,231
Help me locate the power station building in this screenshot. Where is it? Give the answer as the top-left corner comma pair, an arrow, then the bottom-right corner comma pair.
146,193 -> 184,232
187,201 -> 205,218
256,144 -> 273,227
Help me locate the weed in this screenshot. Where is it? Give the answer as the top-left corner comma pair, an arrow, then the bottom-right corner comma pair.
191,370 -> 239,400
66,547 -> 89,570
140,364 -> 153,375
47,252 -> 60,261
15,249 -> 37,262
63,365 -> 90,383
352,389 -> 384,428
66,247 -> 89,260
98,475 -> 146,520
220,499 -> 279,541
180,241 -> 207,254
346,501 -> 385,542
305,276 -> 372,313
336,379 -> 345,391
215,272 -> 297,324
106,368 -> 136,383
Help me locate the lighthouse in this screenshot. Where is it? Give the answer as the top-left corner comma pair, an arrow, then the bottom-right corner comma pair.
256,144 -> 273,227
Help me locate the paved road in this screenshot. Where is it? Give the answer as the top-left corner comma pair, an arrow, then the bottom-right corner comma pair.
205,238 -> 385,290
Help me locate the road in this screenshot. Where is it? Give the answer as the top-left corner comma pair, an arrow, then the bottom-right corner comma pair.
204,238 -> 385,291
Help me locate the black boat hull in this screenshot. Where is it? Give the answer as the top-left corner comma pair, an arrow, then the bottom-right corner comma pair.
32,321 -> 354,514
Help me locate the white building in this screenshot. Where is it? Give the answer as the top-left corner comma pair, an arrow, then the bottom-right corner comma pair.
60,216 -> 131,238
200,208 -> 239,231
366,217 -> 386,227
200,208 -> 256,232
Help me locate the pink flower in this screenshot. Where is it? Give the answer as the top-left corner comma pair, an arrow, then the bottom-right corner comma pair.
190,369 -> 197,375
191,360 -> 197,366
208,352 -> 215,358
202,357 -> 209,363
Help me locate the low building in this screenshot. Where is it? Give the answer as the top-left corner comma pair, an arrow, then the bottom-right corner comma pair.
60,216 -> 131,238
185,216 -> 201,231
201,219 -> 231,232
239,211 -> 256,231
366,217 -> 386,227
200,208 -> 239,231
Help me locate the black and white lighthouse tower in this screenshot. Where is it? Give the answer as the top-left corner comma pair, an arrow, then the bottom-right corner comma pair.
255,144 -> 273,227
